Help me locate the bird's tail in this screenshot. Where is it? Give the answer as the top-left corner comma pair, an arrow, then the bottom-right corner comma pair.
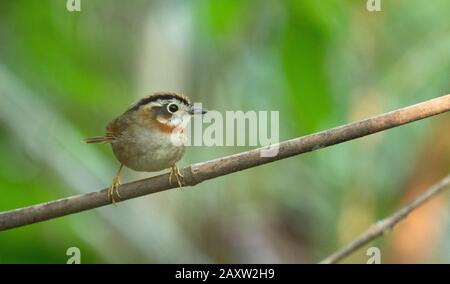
83,136 -> 115,144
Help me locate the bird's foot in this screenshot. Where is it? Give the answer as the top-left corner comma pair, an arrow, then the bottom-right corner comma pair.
108,174 -> 122,205
169,164 -> 184,188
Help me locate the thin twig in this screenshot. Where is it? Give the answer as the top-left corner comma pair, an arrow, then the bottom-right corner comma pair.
319,173 -> 450,264
0,95 -> 449,231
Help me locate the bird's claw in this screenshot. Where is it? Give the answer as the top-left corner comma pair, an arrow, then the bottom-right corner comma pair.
169,164 -> 184,188
108,175 -> 121,205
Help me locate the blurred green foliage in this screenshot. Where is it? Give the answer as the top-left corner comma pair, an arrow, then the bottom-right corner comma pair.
0,0 -> 449,263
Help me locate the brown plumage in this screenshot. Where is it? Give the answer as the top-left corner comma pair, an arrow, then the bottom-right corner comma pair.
84,92 -> 206,204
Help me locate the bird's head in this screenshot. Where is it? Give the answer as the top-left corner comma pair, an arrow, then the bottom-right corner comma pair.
128,92 -> 207,134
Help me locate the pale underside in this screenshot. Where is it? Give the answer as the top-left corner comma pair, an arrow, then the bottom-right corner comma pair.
108,113 -> 186,172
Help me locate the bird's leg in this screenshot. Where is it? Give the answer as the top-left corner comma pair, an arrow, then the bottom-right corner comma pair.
108,164 -> 124,205
169,164 -> 184,188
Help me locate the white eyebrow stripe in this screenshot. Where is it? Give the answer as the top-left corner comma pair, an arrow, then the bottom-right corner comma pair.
148,101 -> 163,107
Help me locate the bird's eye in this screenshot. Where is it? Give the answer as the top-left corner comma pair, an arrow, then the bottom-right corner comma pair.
167,103 -> 179,113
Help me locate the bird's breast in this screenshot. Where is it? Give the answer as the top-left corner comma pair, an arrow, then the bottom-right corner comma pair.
111,124 -> 185,172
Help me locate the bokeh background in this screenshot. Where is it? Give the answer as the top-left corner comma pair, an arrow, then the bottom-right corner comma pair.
0,0 -> 449,264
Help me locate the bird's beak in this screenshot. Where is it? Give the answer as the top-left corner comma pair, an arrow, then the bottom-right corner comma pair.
189,105 -> 208,115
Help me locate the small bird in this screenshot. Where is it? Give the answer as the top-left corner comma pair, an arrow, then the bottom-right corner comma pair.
84,92 -> 207,203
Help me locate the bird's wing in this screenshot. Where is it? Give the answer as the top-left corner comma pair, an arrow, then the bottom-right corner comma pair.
84,116 -> 126,144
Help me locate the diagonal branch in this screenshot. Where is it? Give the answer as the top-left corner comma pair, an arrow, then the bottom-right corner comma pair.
0,95 -> 449,232
319,173 -> 450,264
